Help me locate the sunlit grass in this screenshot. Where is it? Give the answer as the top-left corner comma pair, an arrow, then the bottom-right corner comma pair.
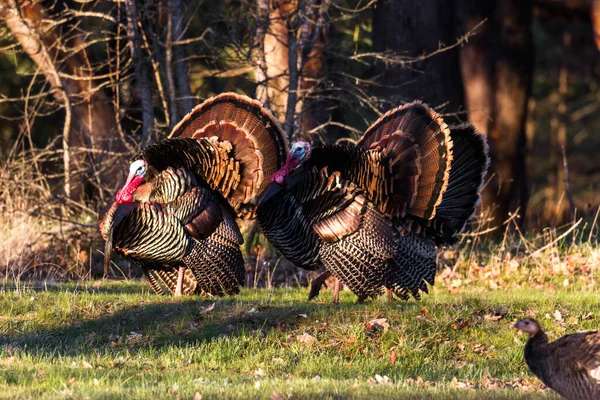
3,278 -> 598,399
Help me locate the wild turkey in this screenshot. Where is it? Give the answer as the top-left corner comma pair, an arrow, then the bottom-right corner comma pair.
256,101 -> 489,302
513,318 -> 600,399
99,93 -> 288,296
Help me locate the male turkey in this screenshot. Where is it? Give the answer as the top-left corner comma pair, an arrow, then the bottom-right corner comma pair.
99,93 -> 288,296
256,101 -> 489,302
513,318 -> 600,399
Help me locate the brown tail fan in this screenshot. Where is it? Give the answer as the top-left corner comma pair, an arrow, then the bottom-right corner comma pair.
425,123 -> 490,244
168,93 -> 288,218
357,101 -> 453,221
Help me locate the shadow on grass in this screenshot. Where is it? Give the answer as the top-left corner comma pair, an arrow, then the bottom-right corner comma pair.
0,289 -> 333,357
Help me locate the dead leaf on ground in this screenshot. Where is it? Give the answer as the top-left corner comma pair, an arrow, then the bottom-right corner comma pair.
199,303 -> 216,314
389,348 -> 397,365
296,332 -> 316,344
366,318 -> 389,333
270,392 -> 283,400
450,376 -> 474,390
368,374 -> 392,385
1,357 -> 15,366
406,376 -> 429,387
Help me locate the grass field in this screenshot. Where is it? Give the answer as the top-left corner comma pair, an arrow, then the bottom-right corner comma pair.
2,274 -> 599,399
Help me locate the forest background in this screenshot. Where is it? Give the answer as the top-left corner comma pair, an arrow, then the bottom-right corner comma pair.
0,0 -> 598,284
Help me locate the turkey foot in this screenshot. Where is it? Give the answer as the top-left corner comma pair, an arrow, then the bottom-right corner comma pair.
308,271 -> 331,300
174,265 -> 185,296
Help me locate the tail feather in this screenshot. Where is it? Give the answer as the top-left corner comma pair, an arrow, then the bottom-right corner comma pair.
427,124 -> 490,244
358,101 -> 453,221
168,93 -> 288,218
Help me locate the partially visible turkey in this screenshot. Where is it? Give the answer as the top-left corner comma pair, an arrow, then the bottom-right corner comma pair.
513,318 -> 600,400
99,93 -> 288,296
257,101 -> 489,302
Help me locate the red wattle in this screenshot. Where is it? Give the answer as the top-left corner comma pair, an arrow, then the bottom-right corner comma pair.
115,175 -> 143,204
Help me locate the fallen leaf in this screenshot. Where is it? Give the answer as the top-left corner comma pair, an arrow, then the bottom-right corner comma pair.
366,318 -> 389,333
270,392 -> 283,400
199,303 -> 216,314
194,393 -> 202,400
389,348 -> 397,366
296,332 -> 316,344
1,357 -> 15,366
406,376 -> 429,387
127,331 -> 143,342
253,368 -> 265,377
374,374 -> 392,385
450,376 -> 473,389
554,310 -> 563,321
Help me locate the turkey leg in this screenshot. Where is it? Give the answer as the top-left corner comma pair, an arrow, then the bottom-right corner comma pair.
174,265 -> 185,296
332,279 -> 341,304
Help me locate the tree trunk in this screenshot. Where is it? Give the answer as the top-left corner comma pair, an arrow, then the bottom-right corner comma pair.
489,0 -> 533,230
459,0 -> 533,231
372,0 -> 465,116
171,0 -> 194,114
254,0 -> 330,140
125,0 -> 154,142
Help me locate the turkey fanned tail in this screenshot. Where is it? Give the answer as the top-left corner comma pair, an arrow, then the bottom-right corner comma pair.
424,124 -> 490,245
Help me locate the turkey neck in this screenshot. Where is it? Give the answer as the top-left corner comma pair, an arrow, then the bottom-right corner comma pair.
524,331 -> 550,382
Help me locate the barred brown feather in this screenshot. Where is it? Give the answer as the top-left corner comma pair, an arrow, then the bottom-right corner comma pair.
357,101 -> 453,221
516,318 -> 600,400
168,92 -> 288,218
100,93 -> 288,296
256,101 -> 488,302
257,166 -> 436,300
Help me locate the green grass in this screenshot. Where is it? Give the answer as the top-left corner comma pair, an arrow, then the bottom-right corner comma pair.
3,280 -> 599,399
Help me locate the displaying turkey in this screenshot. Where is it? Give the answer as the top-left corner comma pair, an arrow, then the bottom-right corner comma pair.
256,101 -> 489,302
99,93 -> 288,296
513,318 -> 600,399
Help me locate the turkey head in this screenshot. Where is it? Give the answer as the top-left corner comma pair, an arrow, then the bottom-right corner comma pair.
271,141 -> 312,184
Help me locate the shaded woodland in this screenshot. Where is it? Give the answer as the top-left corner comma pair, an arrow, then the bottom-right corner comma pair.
0,0 -> 598,279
